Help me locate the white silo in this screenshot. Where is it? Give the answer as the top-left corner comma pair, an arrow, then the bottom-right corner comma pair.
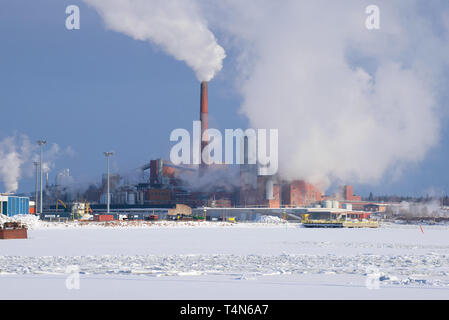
127,193 -> 136,205
266,178 -> 274,200
323,200 -> 333,209
332,200 -> 340,209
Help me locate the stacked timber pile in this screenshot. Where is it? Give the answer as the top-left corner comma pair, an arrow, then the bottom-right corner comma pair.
168,204 -> 193,221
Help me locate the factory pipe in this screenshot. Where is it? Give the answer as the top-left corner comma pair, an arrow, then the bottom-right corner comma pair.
104,152 -> 114,215
200,81 -> 209,174
33,161 -> 39,214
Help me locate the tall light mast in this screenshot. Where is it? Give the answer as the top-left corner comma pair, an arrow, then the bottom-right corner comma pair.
37,140 -> 47,214
104,152 -> 114,215
33,161 -> 40,214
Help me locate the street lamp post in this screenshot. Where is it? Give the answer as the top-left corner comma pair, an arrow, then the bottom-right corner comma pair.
104,152 -> 114,215
33,161 -> 40,215
37,140 -> 47,214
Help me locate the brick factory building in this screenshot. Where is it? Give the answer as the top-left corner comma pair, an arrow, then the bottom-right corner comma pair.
342,185 -> 362,201
282,180 -> 323,207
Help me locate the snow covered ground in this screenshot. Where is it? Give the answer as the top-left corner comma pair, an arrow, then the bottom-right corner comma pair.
1,217 -> 449,299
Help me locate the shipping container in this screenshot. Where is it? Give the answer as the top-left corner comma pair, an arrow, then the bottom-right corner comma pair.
94,214 -> 115,222
0,196 -> 30,216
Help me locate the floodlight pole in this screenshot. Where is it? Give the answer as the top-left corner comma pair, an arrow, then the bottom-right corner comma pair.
104,152 -> 114,215
33,161 -> 40,214
37,140 -> 47,214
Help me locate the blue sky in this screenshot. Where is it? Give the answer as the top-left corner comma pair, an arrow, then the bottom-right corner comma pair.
0,0 -> 245,191
1,0 -> 448,197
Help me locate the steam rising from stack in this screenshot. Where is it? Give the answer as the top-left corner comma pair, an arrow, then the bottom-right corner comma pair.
200,81 -> 208,174
0,135 -> 74,193
0,136 -> 32,193
83,0 -> 226,82
85,1 -> 449,189
393,201 -> 449,218
209,1 -> 448,188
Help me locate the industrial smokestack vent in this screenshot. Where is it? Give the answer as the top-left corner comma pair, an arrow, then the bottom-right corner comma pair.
200,81 -> 209,174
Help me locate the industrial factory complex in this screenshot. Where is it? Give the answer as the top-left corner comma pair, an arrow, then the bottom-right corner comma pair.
4,82 -> 387,224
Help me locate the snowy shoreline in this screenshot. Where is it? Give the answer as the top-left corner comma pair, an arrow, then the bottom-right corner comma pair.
3,214 -> 449,230
2,215 -> 449,299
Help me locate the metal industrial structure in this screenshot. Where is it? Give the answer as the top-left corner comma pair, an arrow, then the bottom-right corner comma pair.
104,151 -> 114,214
37,139 -> 46,214
200,81 -> 209,175
33,161 -> 39,213
0,195 -> 30,216
22,81 -> 387,226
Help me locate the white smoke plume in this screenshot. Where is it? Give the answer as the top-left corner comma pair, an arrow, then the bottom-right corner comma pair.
0,134 -> 76,194
207,0 -> 449,189
83,0 -> 226,82
392,201 -> 449,218
85,1 -> 449,190
38,143 -> 62,174
0,135 -> 33,193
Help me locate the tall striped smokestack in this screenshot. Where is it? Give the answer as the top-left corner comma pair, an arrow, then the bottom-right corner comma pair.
200,81 -> 209,174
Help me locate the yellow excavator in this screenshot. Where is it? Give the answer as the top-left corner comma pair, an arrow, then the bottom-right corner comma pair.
227,217 -> 236,223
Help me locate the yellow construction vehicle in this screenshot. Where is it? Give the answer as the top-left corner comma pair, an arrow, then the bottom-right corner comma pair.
56,199 -> 67,212
228,217 -> 236,223
301,213 -> 344,228
302,213 -> 379,228
71,202 -> 91,221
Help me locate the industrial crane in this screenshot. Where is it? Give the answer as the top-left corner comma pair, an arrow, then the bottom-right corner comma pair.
56,199 -> 67,212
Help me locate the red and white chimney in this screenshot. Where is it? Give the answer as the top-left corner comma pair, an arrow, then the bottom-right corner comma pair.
200,81 -> 209,175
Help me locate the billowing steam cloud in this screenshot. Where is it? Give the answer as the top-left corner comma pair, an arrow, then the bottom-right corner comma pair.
392,201 -> 449,218
0,134 -> 76,193
0,135 -> 33,193
39,143 -> 63,174
83,0 -> 226,82
85,1 -> 449,189
208,0 -> 449,188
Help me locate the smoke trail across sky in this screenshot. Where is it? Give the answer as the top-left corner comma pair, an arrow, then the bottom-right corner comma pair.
83,0 -> 226,82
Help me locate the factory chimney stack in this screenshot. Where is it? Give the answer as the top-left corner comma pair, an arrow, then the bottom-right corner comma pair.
200,81 -> 209,175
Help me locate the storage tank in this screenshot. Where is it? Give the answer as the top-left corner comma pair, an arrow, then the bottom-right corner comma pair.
265,179 -> 274,200
332,200 -> 340,209
127,193 -> 136,205
100,193 -> 108,205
